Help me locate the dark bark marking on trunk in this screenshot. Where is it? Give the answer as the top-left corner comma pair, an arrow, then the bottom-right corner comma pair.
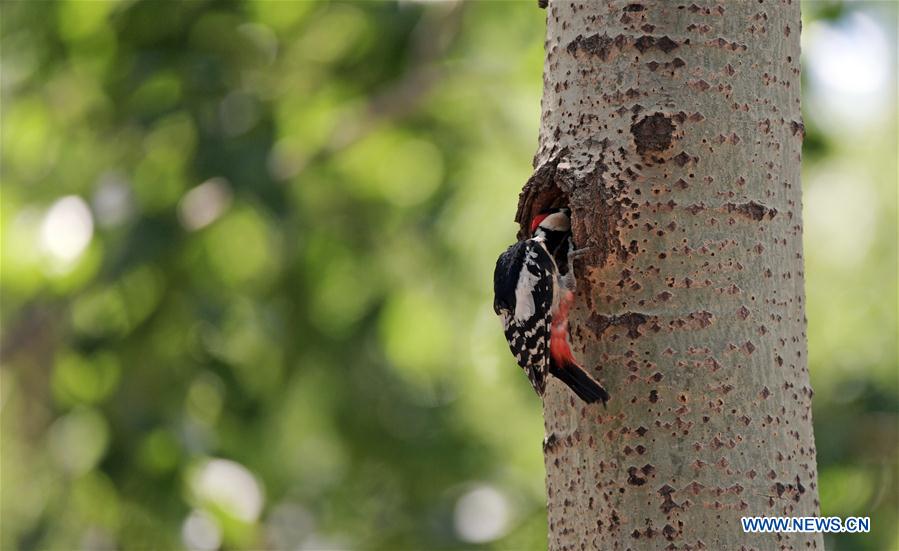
631,113 -> 675,155
567,33 -> 680,60
724,201 -> 778,221
566,33 -> 620,61
588,311 -> 649,339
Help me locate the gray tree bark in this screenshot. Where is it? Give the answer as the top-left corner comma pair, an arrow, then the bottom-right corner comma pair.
517,1 -> 821,549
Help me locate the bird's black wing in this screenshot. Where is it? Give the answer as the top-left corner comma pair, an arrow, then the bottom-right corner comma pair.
493,239 -> 556,395
493,240 -> 527,314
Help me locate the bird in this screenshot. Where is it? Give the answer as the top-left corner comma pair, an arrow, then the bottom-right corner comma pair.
493,208 -> 609,405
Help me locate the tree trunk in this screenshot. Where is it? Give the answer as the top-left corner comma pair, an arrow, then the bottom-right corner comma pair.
518,1 -> 821,549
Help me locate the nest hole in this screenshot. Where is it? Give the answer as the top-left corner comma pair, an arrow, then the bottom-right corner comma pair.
515,181 -> 570,241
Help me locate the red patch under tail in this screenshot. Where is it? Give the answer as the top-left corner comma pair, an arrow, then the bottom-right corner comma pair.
549,290 -> 610,405
550,290 -> 577,368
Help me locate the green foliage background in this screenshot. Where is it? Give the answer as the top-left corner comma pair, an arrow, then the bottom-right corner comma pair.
1,1 -> 895,550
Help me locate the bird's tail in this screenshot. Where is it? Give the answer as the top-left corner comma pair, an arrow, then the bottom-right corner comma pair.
549,361 -> 610,405
549,290 -> 609,406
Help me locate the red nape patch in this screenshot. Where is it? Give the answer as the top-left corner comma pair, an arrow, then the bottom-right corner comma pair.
550,290 -> 578,367
530,214 -> 549,235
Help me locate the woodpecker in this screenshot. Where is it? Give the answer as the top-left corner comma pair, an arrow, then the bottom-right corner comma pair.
493,208 -> 610,405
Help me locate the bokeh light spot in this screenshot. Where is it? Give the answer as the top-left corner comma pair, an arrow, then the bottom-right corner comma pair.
179,178 -> 233,231
39,195 -> 94,269
47,408 -> 109,476
189,459 -> 265,523
181,510 -> 222,551
453,485 -> 512,543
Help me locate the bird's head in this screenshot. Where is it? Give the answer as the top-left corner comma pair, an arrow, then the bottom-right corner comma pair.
530,208 -> 571,236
